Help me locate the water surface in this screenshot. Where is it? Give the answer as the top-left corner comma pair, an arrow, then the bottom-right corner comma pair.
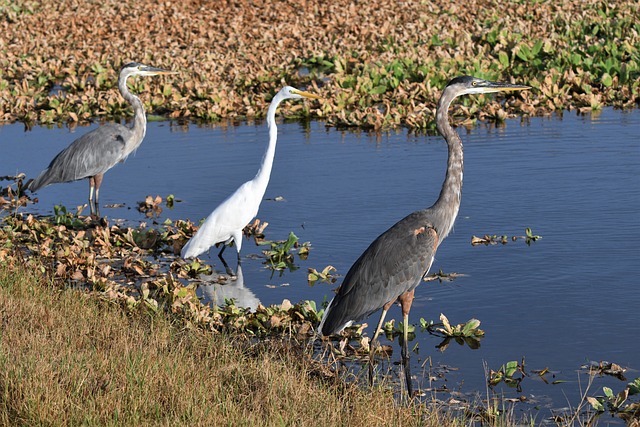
1,108 -> 638,419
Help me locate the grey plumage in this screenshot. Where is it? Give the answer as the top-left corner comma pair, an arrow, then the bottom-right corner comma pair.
28,62 -> 176,216
318,75 -> 529,397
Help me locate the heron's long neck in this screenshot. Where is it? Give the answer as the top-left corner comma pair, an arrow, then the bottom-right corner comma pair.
118,73 -> 147,155
252,93 -> 283,192
432,91 -> 464,241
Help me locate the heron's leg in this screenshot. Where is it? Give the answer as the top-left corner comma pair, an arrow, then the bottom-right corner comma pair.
398,290 -> 415,398
93,173 -> 104,218
368,301 -> 392,386
88,177 -> 96,216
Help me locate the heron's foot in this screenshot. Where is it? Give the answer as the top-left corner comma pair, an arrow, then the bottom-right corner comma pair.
367,340 -> 379,387
400,338 -> 415,400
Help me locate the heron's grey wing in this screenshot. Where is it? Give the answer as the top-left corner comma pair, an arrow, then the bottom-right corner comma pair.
322,211 -> 439,334
29,124 -> 131,191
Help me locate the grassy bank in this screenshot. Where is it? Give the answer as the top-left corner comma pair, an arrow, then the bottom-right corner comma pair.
0,259 -> 457,426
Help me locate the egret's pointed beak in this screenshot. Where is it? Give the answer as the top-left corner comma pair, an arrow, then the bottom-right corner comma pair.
291,88 -> 321,100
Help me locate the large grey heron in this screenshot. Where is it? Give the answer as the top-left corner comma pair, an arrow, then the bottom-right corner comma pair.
318,76 -> 529,396
28,62 -> 177,217
181,86 -> 320,271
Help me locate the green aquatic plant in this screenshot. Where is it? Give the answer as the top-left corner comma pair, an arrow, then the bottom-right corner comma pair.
261,231 -> 310,272
307,265 -> 337,286
471,228 -> 541,246
586,377 -> 640,421
52,204 -> 85,228
488,359 -> 526,392
180,259 -> 212,279
422,314 -> 485,351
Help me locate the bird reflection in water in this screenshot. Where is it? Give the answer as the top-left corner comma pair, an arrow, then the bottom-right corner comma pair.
198,265 -> 260,312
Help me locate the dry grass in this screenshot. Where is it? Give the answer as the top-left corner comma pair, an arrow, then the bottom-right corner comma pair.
0,260 -> 460,426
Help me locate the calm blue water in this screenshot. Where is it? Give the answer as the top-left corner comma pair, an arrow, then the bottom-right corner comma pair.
1,108 -> 639,419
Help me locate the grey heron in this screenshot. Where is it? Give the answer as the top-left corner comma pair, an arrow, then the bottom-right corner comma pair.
318,76 -> 530,397
28,62 -> 177,217
180,86 -> 320,271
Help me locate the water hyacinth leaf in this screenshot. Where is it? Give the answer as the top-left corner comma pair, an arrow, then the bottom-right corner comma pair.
498,51 -> 509,68
587,396 -> 605,412
461,318 -> 481,336
516,44 -> 531,62
629,378 -> 640,395
369,85 -> 387,95
505,361 -> 519,378
307,265 -> 336,286
397,322 -> 415,334
440,313 -> 453,335
601,72 -> 613,87
604,386 -> 614,399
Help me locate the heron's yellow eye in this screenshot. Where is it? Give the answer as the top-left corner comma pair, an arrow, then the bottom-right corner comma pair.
472,81 -> 477,86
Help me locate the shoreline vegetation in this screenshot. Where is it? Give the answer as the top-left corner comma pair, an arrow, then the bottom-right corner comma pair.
0,260 -> 453,426
0,0 -> 638,130
2,0 -> 640,425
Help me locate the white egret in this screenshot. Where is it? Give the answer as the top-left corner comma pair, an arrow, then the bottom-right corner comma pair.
181,86 -> 320,268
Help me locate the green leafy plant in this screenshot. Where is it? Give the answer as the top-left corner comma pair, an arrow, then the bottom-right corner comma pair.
307,265 -> 337,286
261,232 -> 310,272
422,313 -> 485,351
488,359 -> 526,392
52,204 -> 85,228
471,227 -> 541,246
586,377 -> 640,417
180,259 -> 212,278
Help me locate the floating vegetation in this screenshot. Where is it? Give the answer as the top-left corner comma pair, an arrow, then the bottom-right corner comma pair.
585,378 -> 640,419
423,268 -> 465,283
0,173 -> 31,210
307,265 -> 337,286
0,211 -> 320,339
137,195 -> 163,217
471,227 -> 542,246
260,231 -> 310,273
1,0 -> 638,129
487,359 -> 527,392
243,218 -> 269,242
582,360 -> 628,381
421,314 -> 485,351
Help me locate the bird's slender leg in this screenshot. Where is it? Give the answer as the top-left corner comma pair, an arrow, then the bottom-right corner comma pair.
88,177 -> 96,217
217,244 -> 235,276
93,173 -> 104,218
398,290 -> 415,398
368,300 -> 393,387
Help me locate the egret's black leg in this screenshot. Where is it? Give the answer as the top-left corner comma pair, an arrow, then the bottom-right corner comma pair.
218,245 -> 234,276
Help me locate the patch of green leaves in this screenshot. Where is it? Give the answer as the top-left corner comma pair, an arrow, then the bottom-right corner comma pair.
488,359 -> 526,392
52,204 -> 85,228
260,231 -> 310,272
421,313 -> 485,351
586,378 -> 640,416
307,265 -> 337,286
